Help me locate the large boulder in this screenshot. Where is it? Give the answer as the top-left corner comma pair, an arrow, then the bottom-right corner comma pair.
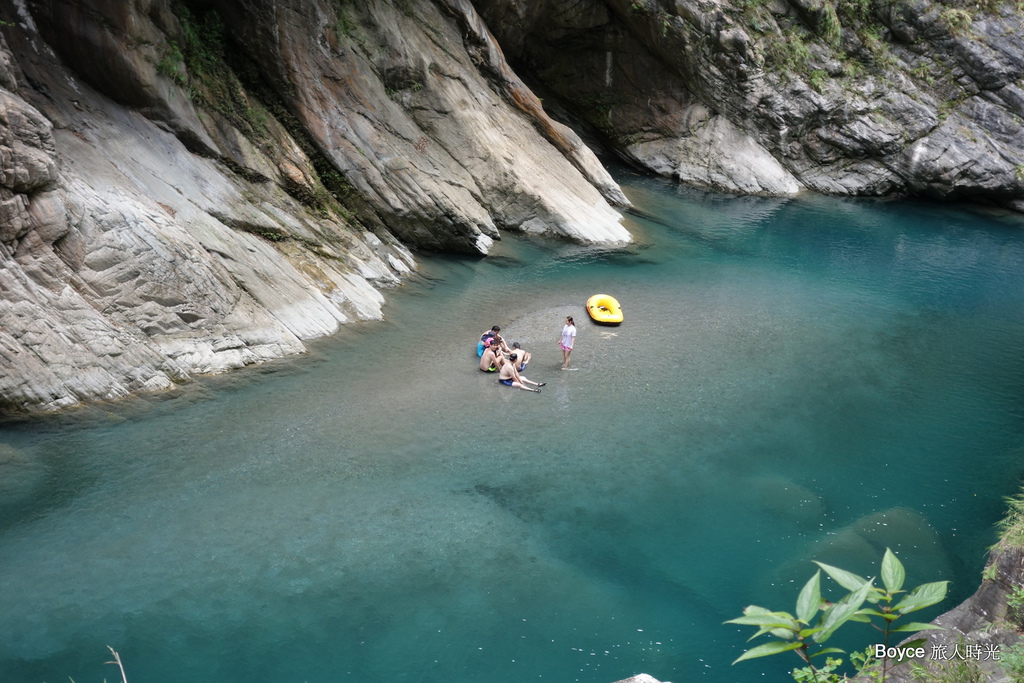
758,506 -> 953,606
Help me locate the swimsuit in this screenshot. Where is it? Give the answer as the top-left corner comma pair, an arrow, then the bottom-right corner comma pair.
499,379 -> 514,386
519,363 -> 526,371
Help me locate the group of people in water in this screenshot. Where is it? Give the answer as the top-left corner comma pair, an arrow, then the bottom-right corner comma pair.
476,316 -> 578,393
477,326 -> 545,392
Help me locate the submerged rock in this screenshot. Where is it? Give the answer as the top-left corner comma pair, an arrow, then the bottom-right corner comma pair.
0,443 -> 46,511
745,475 -> 826,528
761,506 -> 953,605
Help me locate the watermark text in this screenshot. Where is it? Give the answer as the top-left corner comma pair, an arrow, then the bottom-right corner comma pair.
874,642 -> 1002,662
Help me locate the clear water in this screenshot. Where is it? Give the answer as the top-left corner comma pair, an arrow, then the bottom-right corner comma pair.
3,171 -> 1024,683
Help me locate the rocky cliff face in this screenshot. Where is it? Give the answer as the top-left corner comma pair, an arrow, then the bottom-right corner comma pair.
0,0 -> 629,411
475,0 -> 1024,207
2,0 -> 1022,411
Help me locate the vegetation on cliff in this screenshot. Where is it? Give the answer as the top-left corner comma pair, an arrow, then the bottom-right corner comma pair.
476,0 -> 1024,205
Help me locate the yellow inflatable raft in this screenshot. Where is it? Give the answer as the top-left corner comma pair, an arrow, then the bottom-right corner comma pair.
586,294 -> 623,325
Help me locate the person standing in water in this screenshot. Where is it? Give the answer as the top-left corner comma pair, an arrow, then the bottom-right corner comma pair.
559,316 -> 576,369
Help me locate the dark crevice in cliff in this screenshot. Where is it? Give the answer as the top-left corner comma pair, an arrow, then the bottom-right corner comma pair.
504,56 -> 623,163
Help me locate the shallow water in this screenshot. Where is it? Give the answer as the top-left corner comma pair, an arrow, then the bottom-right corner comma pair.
3,172 -> 1024,682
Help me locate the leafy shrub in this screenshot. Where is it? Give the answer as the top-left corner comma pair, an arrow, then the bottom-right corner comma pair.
837,0 -> 873,24
1001,641 -> 1024,682
1007,585 -> 1024,629
939,8 -> 973,36
764,28 -> 814,71
809,69 -> 829,92
727,548 -> 948,682
157,42 -> 187,85
818,3 -> 843,45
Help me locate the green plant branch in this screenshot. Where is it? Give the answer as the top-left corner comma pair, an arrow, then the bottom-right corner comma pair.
727,549 -> 948,682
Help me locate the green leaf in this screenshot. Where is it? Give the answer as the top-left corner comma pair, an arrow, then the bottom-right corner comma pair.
881,548 -> 906,594
746,625 -> 797,642
814,578 -> 874,644
726,605 -> 791,625
796,571 -> 822,624
814,562 -> 868,592
728,606 -> 800,641
855,608 -> 887,618
736,605 -> 776,618
732,640 -> 803,664
810,647 -> 846,658
892,622 -> 944,633
894,581 -> 949,614
745,605 -> 773,614
726,613 -> 798,629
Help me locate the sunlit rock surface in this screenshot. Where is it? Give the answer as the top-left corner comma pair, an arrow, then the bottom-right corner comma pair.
613,675 -> 668,683
0,0 -> 629,410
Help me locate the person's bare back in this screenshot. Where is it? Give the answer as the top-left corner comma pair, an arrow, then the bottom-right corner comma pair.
510,342 -> 531,371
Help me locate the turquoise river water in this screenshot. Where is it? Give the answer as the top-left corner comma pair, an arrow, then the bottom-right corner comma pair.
2,170 -> 1024,682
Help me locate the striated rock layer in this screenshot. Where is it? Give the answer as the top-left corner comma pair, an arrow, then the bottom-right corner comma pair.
474,0 -> 1024,207
0,0 -> 630,411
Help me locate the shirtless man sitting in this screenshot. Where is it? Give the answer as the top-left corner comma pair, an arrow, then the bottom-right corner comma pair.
498,354 -> 545,392
478,325 -> 501,357
479,339 -> 504,372
478,326 -> 511,357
